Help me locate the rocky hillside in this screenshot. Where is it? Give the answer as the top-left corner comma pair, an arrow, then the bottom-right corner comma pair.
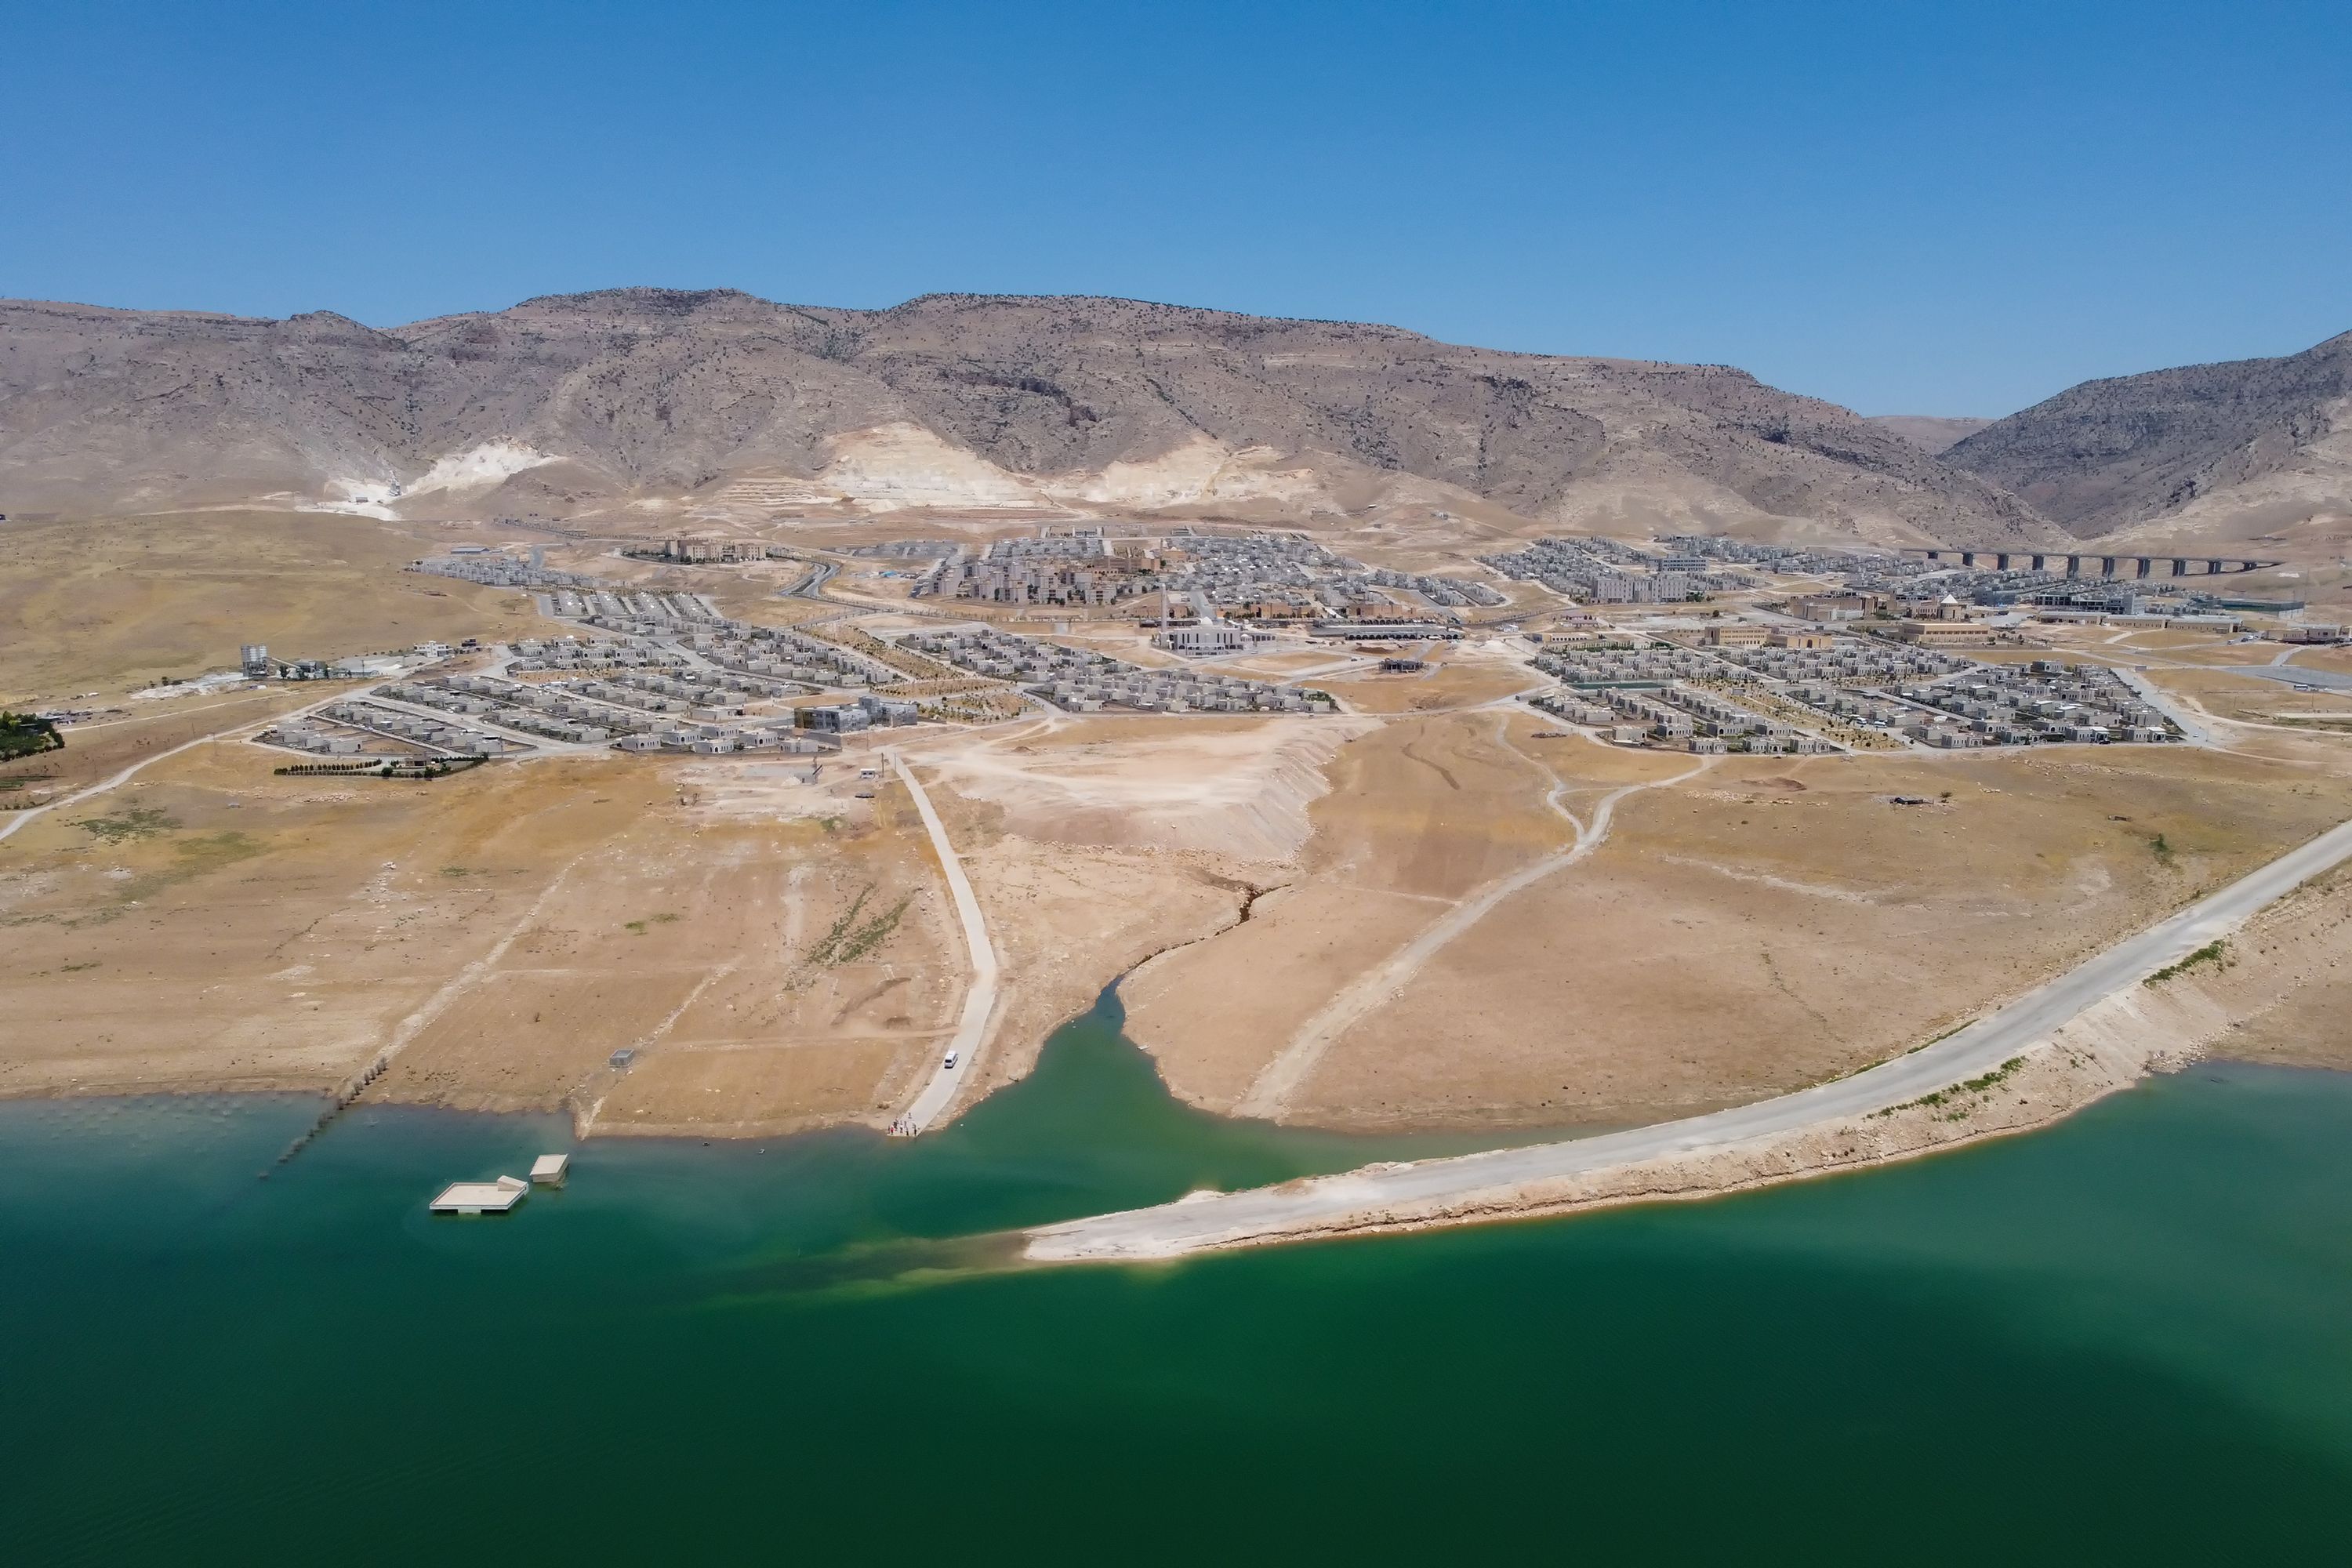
0,289 -> 2049,544
1867,416 -> 1992,455
1945,330 -> 2352,538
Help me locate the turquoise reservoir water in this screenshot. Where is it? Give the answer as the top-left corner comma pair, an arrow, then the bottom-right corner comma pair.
5,992 -> 2350,1562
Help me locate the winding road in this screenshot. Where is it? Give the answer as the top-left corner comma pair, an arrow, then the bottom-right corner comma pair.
0,690 -> 359,845
1029,812 -> 2352,1261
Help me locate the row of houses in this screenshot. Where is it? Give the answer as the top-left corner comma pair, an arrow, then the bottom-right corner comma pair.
310,702 -> 514,756
1483,538 -> 1738,603
1706,641 -> 1972,686
797,695 -> 921,732
901,627 -> 1329,714
384,679 -> 626,745
615,726 -> 836,756
1894,662 -> 2181,745
506,634 -> 688,673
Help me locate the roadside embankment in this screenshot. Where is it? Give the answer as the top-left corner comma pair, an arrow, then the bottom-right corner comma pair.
1025,821 -> 2352,1263
1034,985 -> 2200,1260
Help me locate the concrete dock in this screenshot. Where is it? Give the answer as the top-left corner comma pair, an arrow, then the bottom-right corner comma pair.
430,1175 -> 528,1214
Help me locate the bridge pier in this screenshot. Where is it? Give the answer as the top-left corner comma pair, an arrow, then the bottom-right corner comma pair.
1896,547 -> 2278,579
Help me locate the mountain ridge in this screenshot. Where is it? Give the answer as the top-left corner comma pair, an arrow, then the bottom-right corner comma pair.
0,289 -> 2055,546
1947,329 -> 2352,539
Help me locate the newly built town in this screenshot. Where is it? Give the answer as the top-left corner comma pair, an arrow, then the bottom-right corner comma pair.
5,499 -> 2352,1236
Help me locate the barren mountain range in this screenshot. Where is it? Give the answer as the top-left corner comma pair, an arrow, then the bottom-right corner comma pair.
0,289 -> 2343,548
1943,329 -> 2352,539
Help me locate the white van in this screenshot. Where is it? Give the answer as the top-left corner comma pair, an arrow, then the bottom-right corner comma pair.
942,1050 -> 960,1069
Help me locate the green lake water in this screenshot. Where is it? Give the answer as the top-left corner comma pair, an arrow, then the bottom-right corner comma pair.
5,989 -> 2351,1563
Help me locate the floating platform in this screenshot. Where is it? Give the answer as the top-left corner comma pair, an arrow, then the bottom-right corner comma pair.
529,1153 -> 569,1186
430,1175 -> 528,1214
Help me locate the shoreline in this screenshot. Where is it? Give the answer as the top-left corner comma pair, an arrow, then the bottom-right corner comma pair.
1029,987 -> 2201,1260
1024,816 -> 2352,1263
13,815 -> 2351,1244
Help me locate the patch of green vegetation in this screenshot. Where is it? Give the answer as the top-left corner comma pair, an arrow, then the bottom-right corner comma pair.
804,887 -> 873,966
1956,1057 -> 2029,1094
2146,941 -> 2229,986
441,866 -> 476,878
834,895 -> 912,964
2151,832 -> 2175,864
1873,1057 -> 2028,1117
625,920 -> 648,935
60,960 -> 100,973
0,712 -> 64,761
787,886 -> 913,981
650,911 -> 680,924
73,806 -> 180,843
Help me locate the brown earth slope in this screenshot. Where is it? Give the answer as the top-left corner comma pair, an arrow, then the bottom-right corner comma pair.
0,746 -> 974,1138
0,510 -> 550,705
1121,730 -> 2352,1134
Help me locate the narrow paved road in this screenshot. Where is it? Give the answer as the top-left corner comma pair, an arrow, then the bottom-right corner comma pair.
1030,814 -> 2352,1260
2218,664 -> 2352,692
2110,666 -> 2220,747
887,747 -> 1000,1133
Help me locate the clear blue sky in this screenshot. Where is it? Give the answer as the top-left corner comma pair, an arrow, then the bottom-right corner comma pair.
5,0 -> 2346,416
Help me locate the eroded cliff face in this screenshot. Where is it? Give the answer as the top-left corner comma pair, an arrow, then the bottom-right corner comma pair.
0,289 -> 2047,545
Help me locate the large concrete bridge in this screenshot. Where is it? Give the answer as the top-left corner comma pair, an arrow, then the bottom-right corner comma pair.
1902,547 -> 2281,579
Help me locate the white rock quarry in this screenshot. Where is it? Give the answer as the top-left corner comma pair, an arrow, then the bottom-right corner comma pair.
817,423 -> 1043,510
696,428 -> 1467,522
707,426 -> 1356,518
403,440 -> 557,498
1038,434 -> 1322,512
309,440 -> 557,518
